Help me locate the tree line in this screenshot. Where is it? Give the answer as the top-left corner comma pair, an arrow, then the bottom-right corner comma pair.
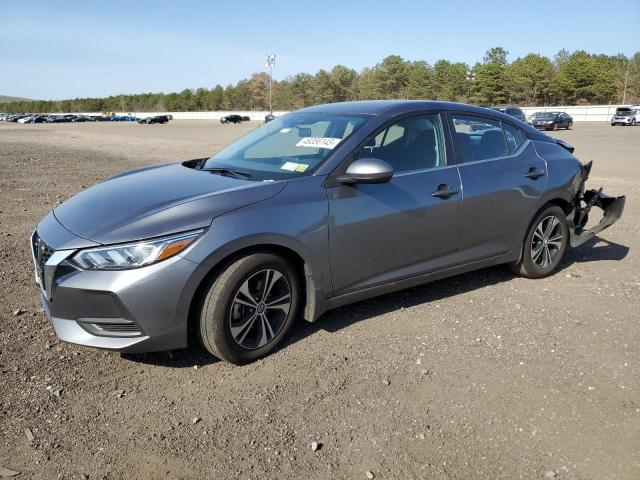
4,48 -> 640,113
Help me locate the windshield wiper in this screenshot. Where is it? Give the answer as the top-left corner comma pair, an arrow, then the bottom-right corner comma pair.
201,167 -> 252,179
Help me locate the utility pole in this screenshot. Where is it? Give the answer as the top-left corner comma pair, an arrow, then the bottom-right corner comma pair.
466,70 -> 476,104
265,54 -> 276,115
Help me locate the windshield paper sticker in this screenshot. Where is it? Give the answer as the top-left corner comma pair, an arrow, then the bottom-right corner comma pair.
281,162 -> 310,172
281,162 -> 300,171
296,137 -> 341,149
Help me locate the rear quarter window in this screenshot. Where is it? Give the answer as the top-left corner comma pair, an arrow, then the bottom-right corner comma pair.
503,123 -> 526,154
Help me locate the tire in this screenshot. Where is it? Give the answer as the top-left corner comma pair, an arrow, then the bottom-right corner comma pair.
552,123 -> 558,131
199,253 -> 301,364
632,120 -> 637,126
567,122 -> 573,130
509,205 -> 569,279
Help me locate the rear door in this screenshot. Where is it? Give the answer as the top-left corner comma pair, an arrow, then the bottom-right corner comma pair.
327,113 -> 462,296
450,113 -> 547,263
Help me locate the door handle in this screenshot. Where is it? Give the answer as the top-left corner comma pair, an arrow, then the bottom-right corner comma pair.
431,184 -> 459,199
524,167 -> 545,180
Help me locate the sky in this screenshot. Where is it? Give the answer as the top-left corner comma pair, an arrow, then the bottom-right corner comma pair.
1,0 -> 638,100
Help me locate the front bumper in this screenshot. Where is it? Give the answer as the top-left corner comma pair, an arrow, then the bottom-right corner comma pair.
32,216 -> 200,353
569,161 -> 626,247
611,117 -> 633,125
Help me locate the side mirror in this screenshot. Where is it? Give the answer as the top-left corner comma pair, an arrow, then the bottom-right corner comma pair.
337,158 -> 394,184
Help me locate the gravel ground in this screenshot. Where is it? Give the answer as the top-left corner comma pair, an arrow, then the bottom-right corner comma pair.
0,121 -> 638,480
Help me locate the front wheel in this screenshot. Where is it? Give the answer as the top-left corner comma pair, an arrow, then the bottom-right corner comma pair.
552,123 -> 558,131
567,122 -> 573,130
509,205 -> 569,279
199,253 -> 301,364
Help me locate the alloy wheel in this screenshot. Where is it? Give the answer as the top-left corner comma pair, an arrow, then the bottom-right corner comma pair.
229,269 -> 291,350
531,215 -> 563,269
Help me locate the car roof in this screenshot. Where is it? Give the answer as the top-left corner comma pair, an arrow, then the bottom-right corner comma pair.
298,100 -> 522,116
297,100 -> 547,139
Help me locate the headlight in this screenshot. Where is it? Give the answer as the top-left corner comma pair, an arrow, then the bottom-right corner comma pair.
70,229 -> 204,270
545,121 -> 553,124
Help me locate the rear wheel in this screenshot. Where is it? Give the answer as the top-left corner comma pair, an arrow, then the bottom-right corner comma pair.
509,205 -> 568,279
199,253 -> 301,364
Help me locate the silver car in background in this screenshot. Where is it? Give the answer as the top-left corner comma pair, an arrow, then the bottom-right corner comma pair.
611,106 -> 640,126
31,101 -> 625,364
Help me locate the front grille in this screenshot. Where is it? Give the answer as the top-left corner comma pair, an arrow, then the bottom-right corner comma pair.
32,232 -> 54,270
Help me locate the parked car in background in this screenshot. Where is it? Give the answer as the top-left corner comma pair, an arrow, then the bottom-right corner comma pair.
30,115 -> 49,123
17,115 -> 36,123
109,115 -> 139,122
490,106 -> 527,122
49,114 -> 79,123
220,114 -> 245,124
30,101 -> 624,363
526,111 -> 545,124
610,106 -> 639,126
264,113 -> 276,123
8,114 -> 30,122
532,112 -> 573,131
138,115 -> 173,124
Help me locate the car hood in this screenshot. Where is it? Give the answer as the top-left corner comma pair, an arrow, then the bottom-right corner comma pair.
53,161 -> 286,245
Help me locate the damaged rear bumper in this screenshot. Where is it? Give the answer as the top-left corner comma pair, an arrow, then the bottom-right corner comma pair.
569,161 -> 626,247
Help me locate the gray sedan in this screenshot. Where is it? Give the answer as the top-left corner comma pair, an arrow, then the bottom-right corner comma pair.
31,101 -> 625,363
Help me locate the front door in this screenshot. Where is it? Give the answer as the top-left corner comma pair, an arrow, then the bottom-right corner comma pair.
327,113 -> 462,296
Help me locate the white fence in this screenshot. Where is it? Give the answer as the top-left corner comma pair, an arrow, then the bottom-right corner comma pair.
68,105 -> 632,122
522,105 -> 628,122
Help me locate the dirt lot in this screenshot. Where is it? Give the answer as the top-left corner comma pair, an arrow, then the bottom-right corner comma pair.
0,120 -> 638,480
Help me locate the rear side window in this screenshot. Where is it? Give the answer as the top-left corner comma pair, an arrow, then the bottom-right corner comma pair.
451,114 -> 508,163
503,123 -> 526,154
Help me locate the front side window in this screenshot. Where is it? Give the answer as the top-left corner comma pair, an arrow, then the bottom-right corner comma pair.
452,114 -> 508,163
204,112 -> 368,180
355,114 -> 447,174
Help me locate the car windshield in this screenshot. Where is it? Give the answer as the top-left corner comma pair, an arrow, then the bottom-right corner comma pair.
539,112 -> 560,119
204,112 -> 368,180
616,108 -> 632,115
